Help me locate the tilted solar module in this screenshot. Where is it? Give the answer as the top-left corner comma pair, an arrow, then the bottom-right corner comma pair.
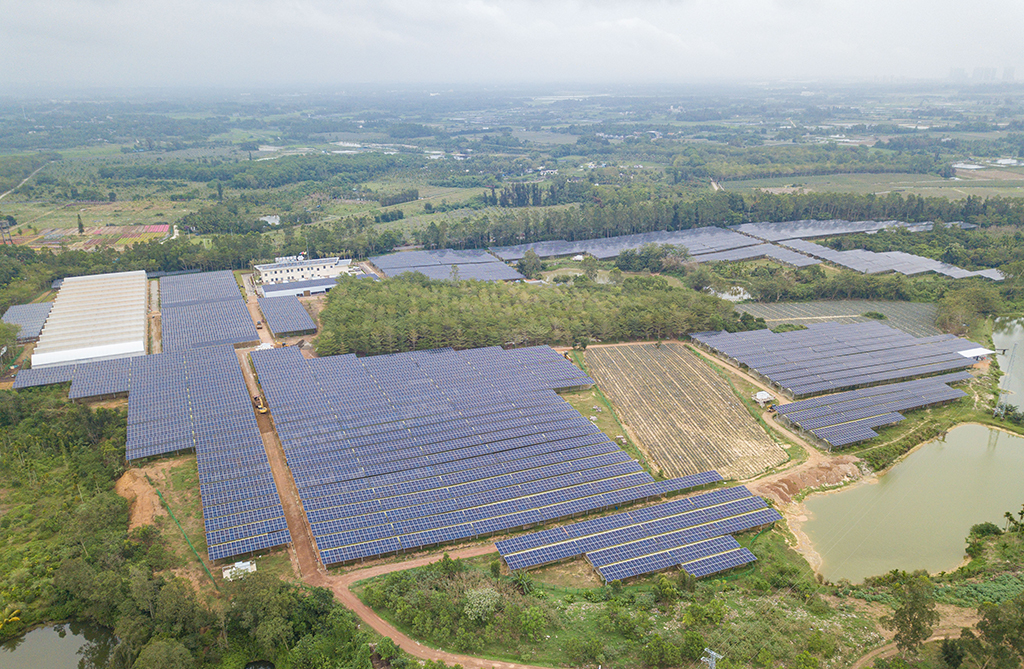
2,302 -> 53,342
257,296 -> 317,336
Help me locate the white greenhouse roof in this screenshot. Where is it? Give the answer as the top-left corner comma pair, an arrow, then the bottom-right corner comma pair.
957,347 -> 994,358
32,270 -> 148,368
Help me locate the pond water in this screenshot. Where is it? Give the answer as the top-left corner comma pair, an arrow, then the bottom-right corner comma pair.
0,623 -> 114,669
993,317 -> 1024,409
802,424 -> 1024,584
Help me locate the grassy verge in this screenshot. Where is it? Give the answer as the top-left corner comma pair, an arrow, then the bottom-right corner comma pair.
352,527 -> 883,669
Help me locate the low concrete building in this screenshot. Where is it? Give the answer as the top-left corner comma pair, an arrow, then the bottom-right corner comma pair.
254,256 -> 353,285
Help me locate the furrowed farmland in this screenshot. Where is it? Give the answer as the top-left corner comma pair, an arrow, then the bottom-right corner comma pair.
586,343 -> 787,480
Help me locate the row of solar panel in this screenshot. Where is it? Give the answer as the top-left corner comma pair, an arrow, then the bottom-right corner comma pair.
1,302 -> 53,342
161,300 -> 260,351
257,296 -> 317,336
489,226 -> 758,261
496,476 -> 734,556
302,436 -> 619,511
500,489 -> 760,570
160,270 -> 243,308
319,477 -> 692,565
309,450 -> 633,521
122,345 -> 290,561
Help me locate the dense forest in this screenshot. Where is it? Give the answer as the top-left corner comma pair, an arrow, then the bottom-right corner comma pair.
315,274 -> 763,356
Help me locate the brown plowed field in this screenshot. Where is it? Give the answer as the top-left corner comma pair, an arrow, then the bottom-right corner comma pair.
586,343 -> 786,479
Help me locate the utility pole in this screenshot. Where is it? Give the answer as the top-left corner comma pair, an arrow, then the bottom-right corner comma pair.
701,649 -> 723,669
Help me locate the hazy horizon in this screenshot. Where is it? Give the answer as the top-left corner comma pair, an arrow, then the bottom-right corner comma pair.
2,0 -> 1022,91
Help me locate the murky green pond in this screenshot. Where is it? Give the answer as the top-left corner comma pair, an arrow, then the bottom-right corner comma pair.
0,623 -> 114,669
994,317 -> 1024,409
803,424 -> 1024,584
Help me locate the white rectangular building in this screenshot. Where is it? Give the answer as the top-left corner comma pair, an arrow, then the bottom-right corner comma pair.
31,270 -> 148,368
254,257 -> 354,285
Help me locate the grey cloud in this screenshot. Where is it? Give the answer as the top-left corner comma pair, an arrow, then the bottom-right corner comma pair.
1,0 -> 1021,88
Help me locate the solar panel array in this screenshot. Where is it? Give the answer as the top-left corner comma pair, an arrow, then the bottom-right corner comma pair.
14,355 -> 134,399
692,321 -> 978,397
257,296 -> 317,336
125,346 -> 289,560
12,364 -> 76,389
251,344 -> 699,565
495,483 -> 778,582
2,302 -> 53,341
160,270 -> 243,308
369,250 -> 525,282
774,371 -> 971,447
780,239 -> 1004,281
731,219 -> 943,242
690,243 -> 820,268
160,271 -> 259,351
490,227 -> 758,261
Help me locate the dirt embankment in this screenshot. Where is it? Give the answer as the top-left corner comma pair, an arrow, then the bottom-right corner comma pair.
114,461 -> 176,529
750,455 -> 863,506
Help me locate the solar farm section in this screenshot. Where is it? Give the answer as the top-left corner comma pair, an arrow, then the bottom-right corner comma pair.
125,346 -> 289,560
780,239 -> 1004,280
496,482 -> 781,582
160,270 -> 260,350
257,296 -> 317,337
585,344 -> 787,479
490,227 -> 763,262
692,321 -> 980,398
251,344 -> 703,566
774,372 -> 972,448
369,250 -> 525,281
2,302 -> 53,342
735,300 -> 941,338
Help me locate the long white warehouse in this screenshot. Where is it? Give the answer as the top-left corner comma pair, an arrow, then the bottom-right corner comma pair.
31,270 -> 148,368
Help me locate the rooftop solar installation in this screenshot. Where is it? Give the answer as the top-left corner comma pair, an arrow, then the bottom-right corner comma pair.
257,296 -> 317,336
692,321 -> 980,398
774,372 -> 971,447
2,302 -> 53,342
490,226 -> 758,261
495,483 -> 780,582
124,346 -> 289,561
250,343 -> 702,565
369,250 -> 525,282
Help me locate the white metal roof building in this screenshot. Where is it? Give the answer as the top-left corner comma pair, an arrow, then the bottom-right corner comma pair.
31,270 -> 148,368
254,257 -> 353,285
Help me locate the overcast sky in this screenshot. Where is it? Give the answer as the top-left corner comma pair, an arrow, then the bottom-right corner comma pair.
2,0 -> 1022,90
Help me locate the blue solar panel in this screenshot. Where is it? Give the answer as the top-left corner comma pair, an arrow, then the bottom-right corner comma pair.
257,296 -> 317,336
2,302 -> 52,342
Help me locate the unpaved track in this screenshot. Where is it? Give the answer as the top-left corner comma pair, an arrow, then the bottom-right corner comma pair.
852,627 -> 974,669
315,545 -> 554,669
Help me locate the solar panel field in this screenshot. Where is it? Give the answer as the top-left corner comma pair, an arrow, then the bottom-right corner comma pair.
585,343 -> 787,479
734,300 -> 941,338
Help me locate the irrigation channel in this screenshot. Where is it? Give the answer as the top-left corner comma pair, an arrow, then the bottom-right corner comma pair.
0,623 -> 114,668
801,424 -> 1024,583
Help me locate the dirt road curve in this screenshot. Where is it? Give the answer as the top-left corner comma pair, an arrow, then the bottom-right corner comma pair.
851,629 -> 966,669
310,545 -> 554,669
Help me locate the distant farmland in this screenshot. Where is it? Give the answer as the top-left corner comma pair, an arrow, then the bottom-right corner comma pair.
586,343 -> 786,480
735,300 -> 940,337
